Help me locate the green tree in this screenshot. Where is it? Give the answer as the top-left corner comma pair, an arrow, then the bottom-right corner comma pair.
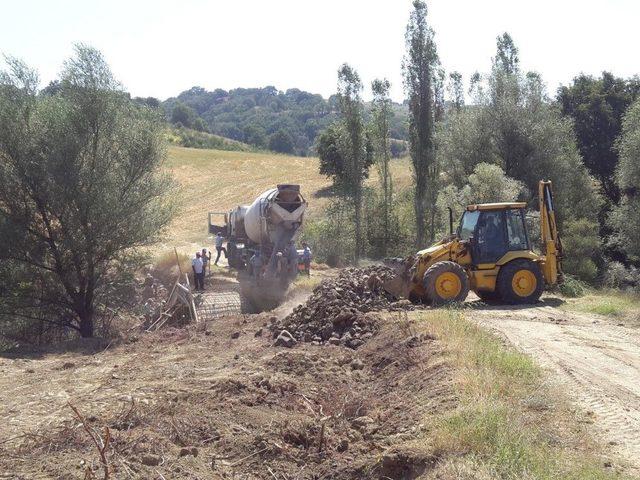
268,129 -> 295,154
193,117 -> 208,132
562,219 -> 600,282
494,32 -> 519,75
336,64 -> 368,263
370,78 -> 394,256
438,33 -> 600,227
437,163 -> 523,225
403,0 -> 440,246
611,98 -> 640,260
0,46 -> 175,338
317,122 -> 345,182
447,71 -> 464,112
558,73 -> 640,203
171,101 -> 196,128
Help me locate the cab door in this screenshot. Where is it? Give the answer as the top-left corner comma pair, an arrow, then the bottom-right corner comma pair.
473,210 -> 508,264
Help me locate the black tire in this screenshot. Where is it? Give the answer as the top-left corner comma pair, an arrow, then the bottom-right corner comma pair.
423,261 -> 470,306
476,290 -> 501,304
496,259 -> 544,304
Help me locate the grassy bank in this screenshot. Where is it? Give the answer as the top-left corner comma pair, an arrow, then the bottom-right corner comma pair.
560,290 -> 640,324
412,309 -> 629,479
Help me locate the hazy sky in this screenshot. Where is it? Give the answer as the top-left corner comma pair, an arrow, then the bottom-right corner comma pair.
2,0 -> 638,102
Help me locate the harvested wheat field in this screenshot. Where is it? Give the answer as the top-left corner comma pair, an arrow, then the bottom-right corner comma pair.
163,146 -> 413,250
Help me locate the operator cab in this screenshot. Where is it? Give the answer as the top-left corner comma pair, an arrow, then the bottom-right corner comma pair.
457,202 -> 531,265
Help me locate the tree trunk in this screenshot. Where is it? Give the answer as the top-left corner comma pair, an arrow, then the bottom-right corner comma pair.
414,174 -> 427,247
77,306 -> 94,338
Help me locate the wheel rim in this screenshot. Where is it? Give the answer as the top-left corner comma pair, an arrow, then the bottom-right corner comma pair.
435,272 -> 462,299
512,269 -> 537,297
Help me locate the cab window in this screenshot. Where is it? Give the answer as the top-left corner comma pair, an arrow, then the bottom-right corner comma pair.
475,210 -> 507,263
506,209 -> 529,250
459,210 -> 479,240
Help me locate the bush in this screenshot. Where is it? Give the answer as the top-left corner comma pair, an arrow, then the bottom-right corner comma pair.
561,219 -> 600,283
558,274 -> 587,298
301,200 -> 355,267
603,261 -> 639,289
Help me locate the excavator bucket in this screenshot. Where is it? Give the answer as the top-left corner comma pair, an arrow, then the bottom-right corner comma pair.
382,256 -> 416,299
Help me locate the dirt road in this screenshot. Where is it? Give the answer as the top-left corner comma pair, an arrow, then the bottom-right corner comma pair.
473,298 -> 640,469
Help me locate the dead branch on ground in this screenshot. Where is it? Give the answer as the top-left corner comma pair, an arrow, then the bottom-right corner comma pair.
68,402 -> 111,480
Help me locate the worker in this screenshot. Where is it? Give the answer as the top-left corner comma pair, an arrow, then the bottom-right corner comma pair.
192,251 -> 205,291
214,232 -> 227,265
201,248 -> 211,276
302,242 -> 312,276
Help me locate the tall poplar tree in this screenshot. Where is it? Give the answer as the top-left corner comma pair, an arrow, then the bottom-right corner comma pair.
336,64 -> 367,262
371,78 -> 393,256
403,0 -> 440,246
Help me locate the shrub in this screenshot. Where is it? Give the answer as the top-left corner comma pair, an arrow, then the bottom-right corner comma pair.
301,200 -> 355,267
561,219 -> 600,283
602,261 -> 639,289
557,274 -> 587,298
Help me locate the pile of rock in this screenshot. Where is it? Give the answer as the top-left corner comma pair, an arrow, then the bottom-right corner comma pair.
272,266 -> 416,349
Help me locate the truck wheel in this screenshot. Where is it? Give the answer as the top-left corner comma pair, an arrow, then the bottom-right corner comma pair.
423,261 -> 470,306
496,259 -> 544,304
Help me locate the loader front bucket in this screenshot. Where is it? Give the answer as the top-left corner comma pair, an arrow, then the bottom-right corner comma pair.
382,256 -> 416,299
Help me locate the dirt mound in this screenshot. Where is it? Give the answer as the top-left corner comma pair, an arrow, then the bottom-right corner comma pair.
272,266 -> 416,348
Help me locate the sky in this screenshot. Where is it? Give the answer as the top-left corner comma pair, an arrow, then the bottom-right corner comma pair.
1,0 -> 638,102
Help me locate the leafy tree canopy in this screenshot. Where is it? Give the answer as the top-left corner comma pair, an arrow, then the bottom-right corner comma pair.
558,72 -> 640,203
163,86 -> 409,156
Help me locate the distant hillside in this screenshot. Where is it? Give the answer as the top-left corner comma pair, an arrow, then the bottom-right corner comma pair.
162,86 -> 408,156
166,126 -> 253,152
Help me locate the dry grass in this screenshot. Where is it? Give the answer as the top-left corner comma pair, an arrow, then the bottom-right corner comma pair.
161,146 -> 413,253
414,309 -> 630,479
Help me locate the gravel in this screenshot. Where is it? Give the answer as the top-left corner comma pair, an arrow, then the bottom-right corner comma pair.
271,266 -> 416,348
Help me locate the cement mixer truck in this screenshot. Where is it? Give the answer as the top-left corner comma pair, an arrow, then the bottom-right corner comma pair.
208,184 -> 307,291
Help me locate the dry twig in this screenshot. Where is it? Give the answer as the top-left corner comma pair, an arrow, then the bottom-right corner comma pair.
68,402 -> 111,480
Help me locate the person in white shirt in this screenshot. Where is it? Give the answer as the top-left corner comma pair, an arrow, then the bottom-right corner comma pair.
214,232 -> 227,265
191,252 -> 205,291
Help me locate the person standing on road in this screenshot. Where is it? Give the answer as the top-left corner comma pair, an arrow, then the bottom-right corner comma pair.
302,242 -> 312,276
214,232 -> 227,265
192,251 -> 205,291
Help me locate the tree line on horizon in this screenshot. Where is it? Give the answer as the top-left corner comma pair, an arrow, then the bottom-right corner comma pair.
161,86 -> 410,157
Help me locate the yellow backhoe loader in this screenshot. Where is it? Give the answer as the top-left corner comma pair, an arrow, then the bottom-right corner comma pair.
386,180 -> 563,305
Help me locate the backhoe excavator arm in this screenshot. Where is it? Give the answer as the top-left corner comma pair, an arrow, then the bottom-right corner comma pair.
539,180 -> 563,285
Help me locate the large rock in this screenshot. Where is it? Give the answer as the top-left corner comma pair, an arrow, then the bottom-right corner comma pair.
274,330 -> 297,348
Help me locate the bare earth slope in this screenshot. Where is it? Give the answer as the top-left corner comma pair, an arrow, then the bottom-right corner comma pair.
473,299 -> 640,470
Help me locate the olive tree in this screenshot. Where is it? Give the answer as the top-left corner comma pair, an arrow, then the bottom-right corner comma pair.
611,98 -> 640,261
0,46 -> 175,338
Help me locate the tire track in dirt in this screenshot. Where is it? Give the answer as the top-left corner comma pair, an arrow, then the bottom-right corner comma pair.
472,302 -> 640,470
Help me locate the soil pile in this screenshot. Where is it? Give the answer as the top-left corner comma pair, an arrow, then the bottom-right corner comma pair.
272,266 -> 416,348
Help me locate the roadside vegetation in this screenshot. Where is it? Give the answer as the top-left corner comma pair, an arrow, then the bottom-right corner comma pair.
561,290 -> 640,323
418,309 -> 630,479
